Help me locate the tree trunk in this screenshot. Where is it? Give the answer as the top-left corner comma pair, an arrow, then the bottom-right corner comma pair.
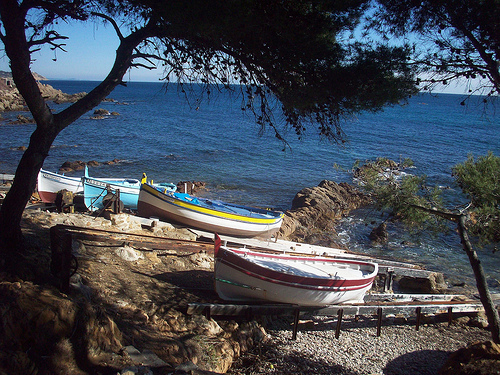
0,3 -> 155,268
458,214 -> 500,343
0,129 -> 57,245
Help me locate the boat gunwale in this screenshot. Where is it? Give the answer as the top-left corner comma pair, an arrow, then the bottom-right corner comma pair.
215,247 -> 378,291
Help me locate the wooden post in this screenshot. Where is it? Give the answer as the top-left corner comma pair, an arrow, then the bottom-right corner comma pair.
416,306 -> 422,331
335,309 -> 344,339
203,305 -> 211,320
376,307 -> 383,337
291,308 -> 300,341
384,267 -> 394,292
115,189 -> 121,213
50,226 -> 73,293
448,306 -> 453,326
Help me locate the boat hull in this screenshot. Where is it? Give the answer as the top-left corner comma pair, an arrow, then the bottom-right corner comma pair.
37,170 -> 83,203
83,177 -> 142,211
214,246 -> 378,306
137,183 -> 284,238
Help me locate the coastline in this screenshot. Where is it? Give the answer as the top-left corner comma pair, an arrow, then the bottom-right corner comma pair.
2,77 -> 499,373
0,178 -> 496,374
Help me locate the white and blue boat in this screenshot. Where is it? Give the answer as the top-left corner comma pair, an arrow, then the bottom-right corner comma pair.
137,182 -> 284,238
83,167 -> 176,211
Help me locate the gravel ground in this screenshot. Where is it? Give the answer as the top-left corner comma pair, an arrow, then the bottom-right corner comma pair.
228,315 -> 490,375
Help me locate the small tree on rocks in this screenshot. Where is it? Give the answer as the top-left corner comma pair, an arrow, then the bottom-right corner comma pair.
356,152 -> 500,343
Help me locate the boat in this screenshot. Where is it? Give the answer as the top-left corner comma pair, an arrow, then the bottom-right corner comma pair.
137,182 -> 284,238
37,169 -> 83,203
83,168 -> 177,211
214,237 -> 378,306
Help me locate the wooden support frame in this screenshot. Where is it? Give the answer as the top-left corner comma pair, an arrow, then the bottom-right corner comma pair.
416,306 -> 422,331
50,226 -> 74,293
376,307 -> 383,337
292,308 -> 300,340
187,298 -> 485,340
335,309 -> 344,339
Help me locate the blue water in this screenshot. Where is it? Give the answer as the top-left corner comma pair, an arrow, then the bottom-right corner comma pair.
1,80 -> 499,289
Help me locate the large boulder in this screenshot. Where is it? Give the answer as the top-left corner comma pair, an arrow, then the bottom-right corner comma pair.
279,180 -> 370,244
440,340 -> 500,375
397,271 -> 448,294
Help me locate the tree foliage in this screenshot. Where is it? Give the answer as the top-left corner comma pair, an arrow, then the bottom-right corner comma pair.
0,0 -> 419,256
370,0 -> 500,98
355,152 -> 500,342
354,157 -> 444,231
453,152 -> 500,244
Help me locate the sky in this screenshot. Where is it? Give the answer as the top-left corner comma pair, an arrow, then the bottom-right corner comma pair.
0,21 -> 167,82
0,20 -> 472,94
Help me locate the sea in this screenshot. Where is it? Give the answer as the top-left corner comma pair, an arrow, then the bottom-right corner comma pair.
1,80 -> 499,290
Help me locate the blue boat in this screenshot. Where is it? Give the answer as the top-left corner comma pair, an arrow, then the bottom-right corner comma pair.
83,167 -> 176,211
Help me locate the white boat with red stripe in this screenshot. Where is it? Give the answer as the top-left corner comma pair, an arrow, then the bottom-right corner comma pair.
214,235 -> 378,306
37,169 -> 83,203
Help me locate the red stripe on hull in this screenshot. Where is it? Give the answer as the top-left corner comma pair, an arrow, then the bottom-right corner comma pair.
217,248 -> 376,290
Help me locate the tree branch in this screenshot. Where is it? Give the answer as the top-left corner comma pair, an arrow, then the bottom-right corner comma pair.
91,12 -> 124,41
409,203 -> 460,222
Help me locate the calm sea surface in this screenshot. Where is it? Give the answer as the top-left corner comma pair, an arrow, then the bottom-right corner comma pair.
1,81 -> 499,289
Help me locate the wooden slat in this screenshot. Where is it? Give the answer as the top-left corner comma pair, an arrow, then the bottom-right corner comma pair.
187,300 -> 484,318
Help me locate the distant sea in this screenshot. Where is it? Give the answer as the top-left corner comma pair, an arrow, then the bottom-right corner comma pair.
1,80 -> 499,290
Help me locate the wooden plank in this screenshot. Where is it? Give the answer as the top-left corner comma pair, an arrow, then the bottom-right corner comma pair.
0,174 -> 14,183
187,303 -> 298,316
192,229 -> 435,280
307,303 -> 484,318
192,229 -> 424,270
365,293 -> 468,302
54,224 -> 214,253
187,301 -> 484,319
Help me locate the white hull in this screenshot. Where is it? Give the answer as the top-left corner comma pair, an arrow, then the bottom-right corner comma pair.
37,169 -> 83,203
215,246 -> 378,306
138,184 -> 283,238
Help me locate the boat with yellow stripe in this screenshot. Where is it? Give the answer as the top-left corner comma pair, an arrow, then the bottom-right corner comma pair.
137,182 -> 284,238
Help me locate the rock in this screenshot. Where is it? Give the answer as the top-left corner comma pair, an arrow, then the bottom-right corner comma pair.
5,208 -> 266,374
94,108 -> 110,115
59,160 -> 87,172
397,271 -> 447,293
353,157 -> 403,183
0,81 -> 86,113
0,279 -> 130,374
115,246 -> 144,261
103,158 -> 121,165
369,222 -> 388,244
278,180 -> 370,243
11,114 -> 34,124
177,181 -> 206,194
58,159 -> 122,172
439,340 -> 500,375
123,345 -> 167,368
120,366 -> 154,375
10,145 -> 27,151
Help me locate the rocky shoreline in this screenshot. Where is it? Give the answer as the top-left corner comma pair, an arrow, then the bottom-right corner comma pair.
0,80 -> 86,113
0,177 -> 498,374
